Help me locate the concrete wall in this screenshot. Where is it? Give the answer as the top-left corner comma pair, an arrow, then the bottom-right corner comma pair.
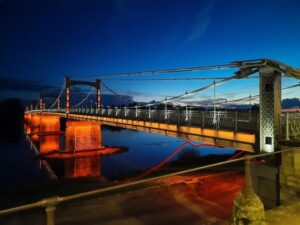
252,163 -> 279,208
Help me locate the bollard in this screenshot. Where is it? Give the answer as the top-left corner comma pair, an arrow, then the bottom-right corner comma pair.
229,156 -> 266,225
45,206 -> 56,225
42,197 -> 61,225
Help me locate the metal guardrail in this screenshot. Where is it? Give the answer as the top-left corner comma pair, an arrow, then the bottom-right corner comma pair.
282,112 -> 300,140
1,147 -> 299,225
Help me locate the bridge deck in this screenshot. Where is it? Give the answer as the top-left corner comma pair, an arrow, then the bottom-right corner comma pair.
67,113 -> 256,152
25,110 -> 259,151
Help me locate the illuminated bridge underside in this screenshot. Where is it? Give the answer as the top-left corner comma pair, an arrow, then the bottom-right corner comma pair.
66,113 -> 256,152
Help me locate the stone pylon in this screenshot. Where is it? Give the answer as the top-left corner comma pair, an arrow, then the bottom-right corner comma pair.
230,156 -> 266,225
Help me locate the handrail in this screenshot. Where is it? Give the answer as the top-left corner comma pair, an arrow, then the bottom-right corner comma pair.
0,201 -> 44,215
1,147 -> 299,225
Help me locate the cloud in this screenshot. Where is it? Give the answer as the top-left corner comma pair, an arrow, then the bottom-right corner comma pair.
171,97 -> 227,107
186,1 -> 214,42
0,77 -> 56,93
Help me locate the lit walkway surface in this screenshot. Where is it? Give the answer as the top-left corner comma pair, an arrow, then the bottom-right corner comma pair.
266,201 -> 300,225
1,172 -> 243,225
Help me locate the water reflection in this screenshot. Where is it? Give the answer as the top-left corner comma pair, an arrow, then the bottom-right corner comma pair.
64,157 -> 101,178
26,115 -> 237,181
32,120 -> 127,179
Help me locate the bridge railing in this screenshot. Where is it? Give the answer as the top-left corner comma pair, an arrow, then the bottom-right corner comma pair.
27,108 -> 300,139
34,107 -> 259,133
1,147 -> 299,225
282,112 -> 300,140
88,108 -> 259,133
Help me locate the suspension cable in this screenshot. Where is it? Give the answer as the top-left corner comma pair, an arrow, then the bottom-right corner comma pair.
101,82 -> 124,97
91,64 -> 236,78
99,73 -> 255,109
72,87 -> 94,108
35,99 -> 40,109
81,60 -> 265,78
183,82 -> 300,108
137,73 -> 247,108
50,81 -> 66,108
100,76 -> 260,81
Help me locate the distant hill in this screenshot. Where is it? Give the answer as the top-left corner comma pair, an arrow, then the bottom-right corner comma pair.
281,98 -> 300,109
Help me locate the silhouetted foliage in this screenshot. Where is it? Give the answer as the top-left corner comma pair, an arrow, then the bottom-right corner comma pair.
102,124 -> 127,132
171,148 -> 235,167
177,148 -> 200,164
0,98 -> 24,142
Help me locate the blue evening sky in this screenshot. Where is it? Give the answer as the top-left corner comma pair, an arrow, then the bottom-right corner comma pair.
0,0 -> 300,103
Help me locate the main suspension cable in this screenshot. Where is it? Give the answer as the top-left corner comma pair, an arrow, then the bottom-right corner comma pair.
72,87 -> 94,108
50,81 -> 66,108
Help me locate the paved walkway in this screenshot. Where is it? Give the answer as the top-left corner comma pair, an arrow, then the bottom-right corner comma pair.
1,172 -> 244,225
266,200 -> 300,225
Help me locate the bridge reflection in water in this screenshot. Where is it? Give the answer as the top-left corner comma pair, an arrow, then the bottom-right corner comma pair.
24,114 -> 127,179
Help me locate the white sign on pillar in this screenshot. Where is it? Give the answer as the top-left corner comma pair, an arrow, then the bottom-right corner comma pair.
259,68 -> 281,153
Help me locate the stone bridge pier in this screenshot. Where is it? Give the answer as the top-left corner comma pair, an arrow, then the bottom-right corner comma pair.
65,120 -> 102,152
24,113 -> 61,135
24,113 -> 61,153
64,120 -> 103,178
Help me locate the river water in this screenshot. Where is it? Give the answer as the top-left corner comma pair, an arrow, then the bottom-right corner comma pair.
0,124 -> 237,207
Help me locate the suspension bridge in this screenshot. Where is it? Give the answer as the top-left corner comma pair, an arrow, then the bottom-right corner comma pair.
25,58 -> 300,153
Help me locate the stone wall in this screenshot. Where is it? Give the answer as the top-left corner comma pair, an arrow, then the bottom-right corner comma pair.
280,146 -> 300,203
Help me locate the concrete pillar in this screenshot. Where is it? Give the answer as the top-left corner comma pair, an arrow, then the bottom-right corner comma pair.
66,87 -> 70,114
230,156 -> 266,225
24,113 -> 32,135
65,121 -> 102,152
30,114 -> 41,134
57,98 -> 60,110
65,77 -> 70,114
38,115 -> 61,154
39,99 -> 43,111
259,68 -> 281,153
40,115 -> 61,133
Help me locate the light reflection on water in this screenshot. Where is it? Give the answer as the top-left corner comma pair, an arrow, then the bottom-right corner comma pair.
43,125 -> 236,181
0,124 -> 238,206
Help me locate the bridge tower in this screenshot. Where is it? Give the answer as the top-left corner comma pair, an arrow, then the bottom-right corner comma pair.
65,77 -> 101,114
259,68 -> 281,152
57,97 -> 60,110
39,98 -> 43,111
